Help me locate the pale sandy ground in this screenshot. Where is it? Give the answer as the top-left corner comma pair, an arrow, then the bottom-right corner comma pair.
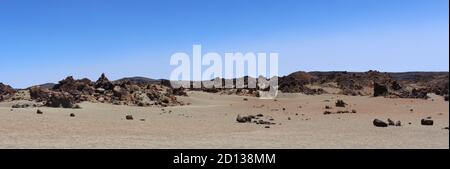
0,91 -> 448,149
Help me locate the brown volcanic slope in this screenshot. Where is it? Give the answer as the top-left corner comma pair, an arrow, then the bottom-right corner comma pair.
279,71 -> 448,98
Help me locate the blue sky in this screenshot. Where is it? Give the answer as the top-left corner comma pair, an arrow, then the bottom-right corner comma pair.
0,0 -> 448,88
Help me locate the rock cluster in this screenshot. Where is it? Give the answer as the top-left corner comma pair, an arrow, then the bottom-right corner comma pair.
323,110 -> 357,115
11,103 -> 42,108
0,83 -> 15,101
373,118 -> 402,127
236,114 -> 276,126
335,100 -> 347,107
279,71 -> 448,99
24,74 -> 184,108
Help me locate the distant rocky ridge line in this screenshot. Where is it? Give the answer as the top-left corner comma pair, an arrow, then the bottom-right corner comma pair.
0,70 -> 449,107
32,77 -> 161,90
165,70 -> 448,99
114,76 -> 160,84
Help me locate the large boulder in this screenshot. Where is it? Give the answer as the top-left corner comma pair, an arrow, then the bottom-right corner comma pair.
133,91 -> 153,106
113,86 -> 131,101
373,82 -> 388,97
373,119 -> 388,127
29,86 -> 51,102
171,87 -> 188,96
421,119 -> 434,126
236,115 -> 251,123
45,92 -> 75,108
410,88 -> 429,99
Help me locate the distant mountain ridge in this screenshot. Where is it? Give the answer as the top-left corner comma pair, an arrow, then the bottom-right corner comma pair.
114,76 -> 160,84
35,83 -> 57,89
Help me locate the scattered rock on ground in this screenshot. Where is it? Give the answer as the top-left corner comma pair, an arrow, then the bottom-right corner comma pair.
373,119 -> 388,127
323,111 -> 332,115
236,115 -> 251,123
387,118 -> 395,126
421,118 -> 434,126
335,100 -> 347,107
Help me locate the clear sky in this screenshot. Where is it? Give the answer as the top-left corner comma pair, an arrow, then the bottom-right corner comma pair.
0,0 -> 448,88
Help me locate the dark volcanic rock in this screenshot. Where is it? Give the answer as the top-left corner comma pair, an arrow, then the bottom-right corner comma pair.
236,115 -> 251,123
45,92 -> 75,108
335,100 -> 347,107
126,115 -> 133,120
373,119 -> 388,127
410,88 -> 429,99
387,118 -> 395,126
95,73 -> 113,90
390,81 -> 402,90
29,86 -> 50,102
323,111 -> 332,115
373,82 -> 388,97
171,87 -> 188,96
23,74 -> 184,108
0,83 -> 15,101
421,119 -> 434,126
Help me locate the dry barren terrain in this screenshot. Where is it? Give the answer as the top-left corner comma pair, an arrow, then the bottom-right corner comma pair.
0,91 -> 448,149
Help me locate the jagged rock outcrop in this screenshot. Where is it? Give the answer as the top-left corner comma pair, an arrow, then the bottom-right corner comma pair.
46,92 -> 75,108
95,73 -> 114,90
0,83 -> 15,101
373,82 -> 388,97
29,86 -> 51,102
23,74 -> 184,108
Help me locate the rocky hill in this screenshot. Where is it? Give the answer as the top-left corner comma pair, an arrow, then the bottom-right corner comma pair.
1,74 -> 185,108
0,83 -> 15,101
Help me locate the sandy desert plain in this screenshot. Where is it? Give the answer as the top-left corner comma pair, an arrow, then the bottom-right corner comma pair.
0,90 -> 448,149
